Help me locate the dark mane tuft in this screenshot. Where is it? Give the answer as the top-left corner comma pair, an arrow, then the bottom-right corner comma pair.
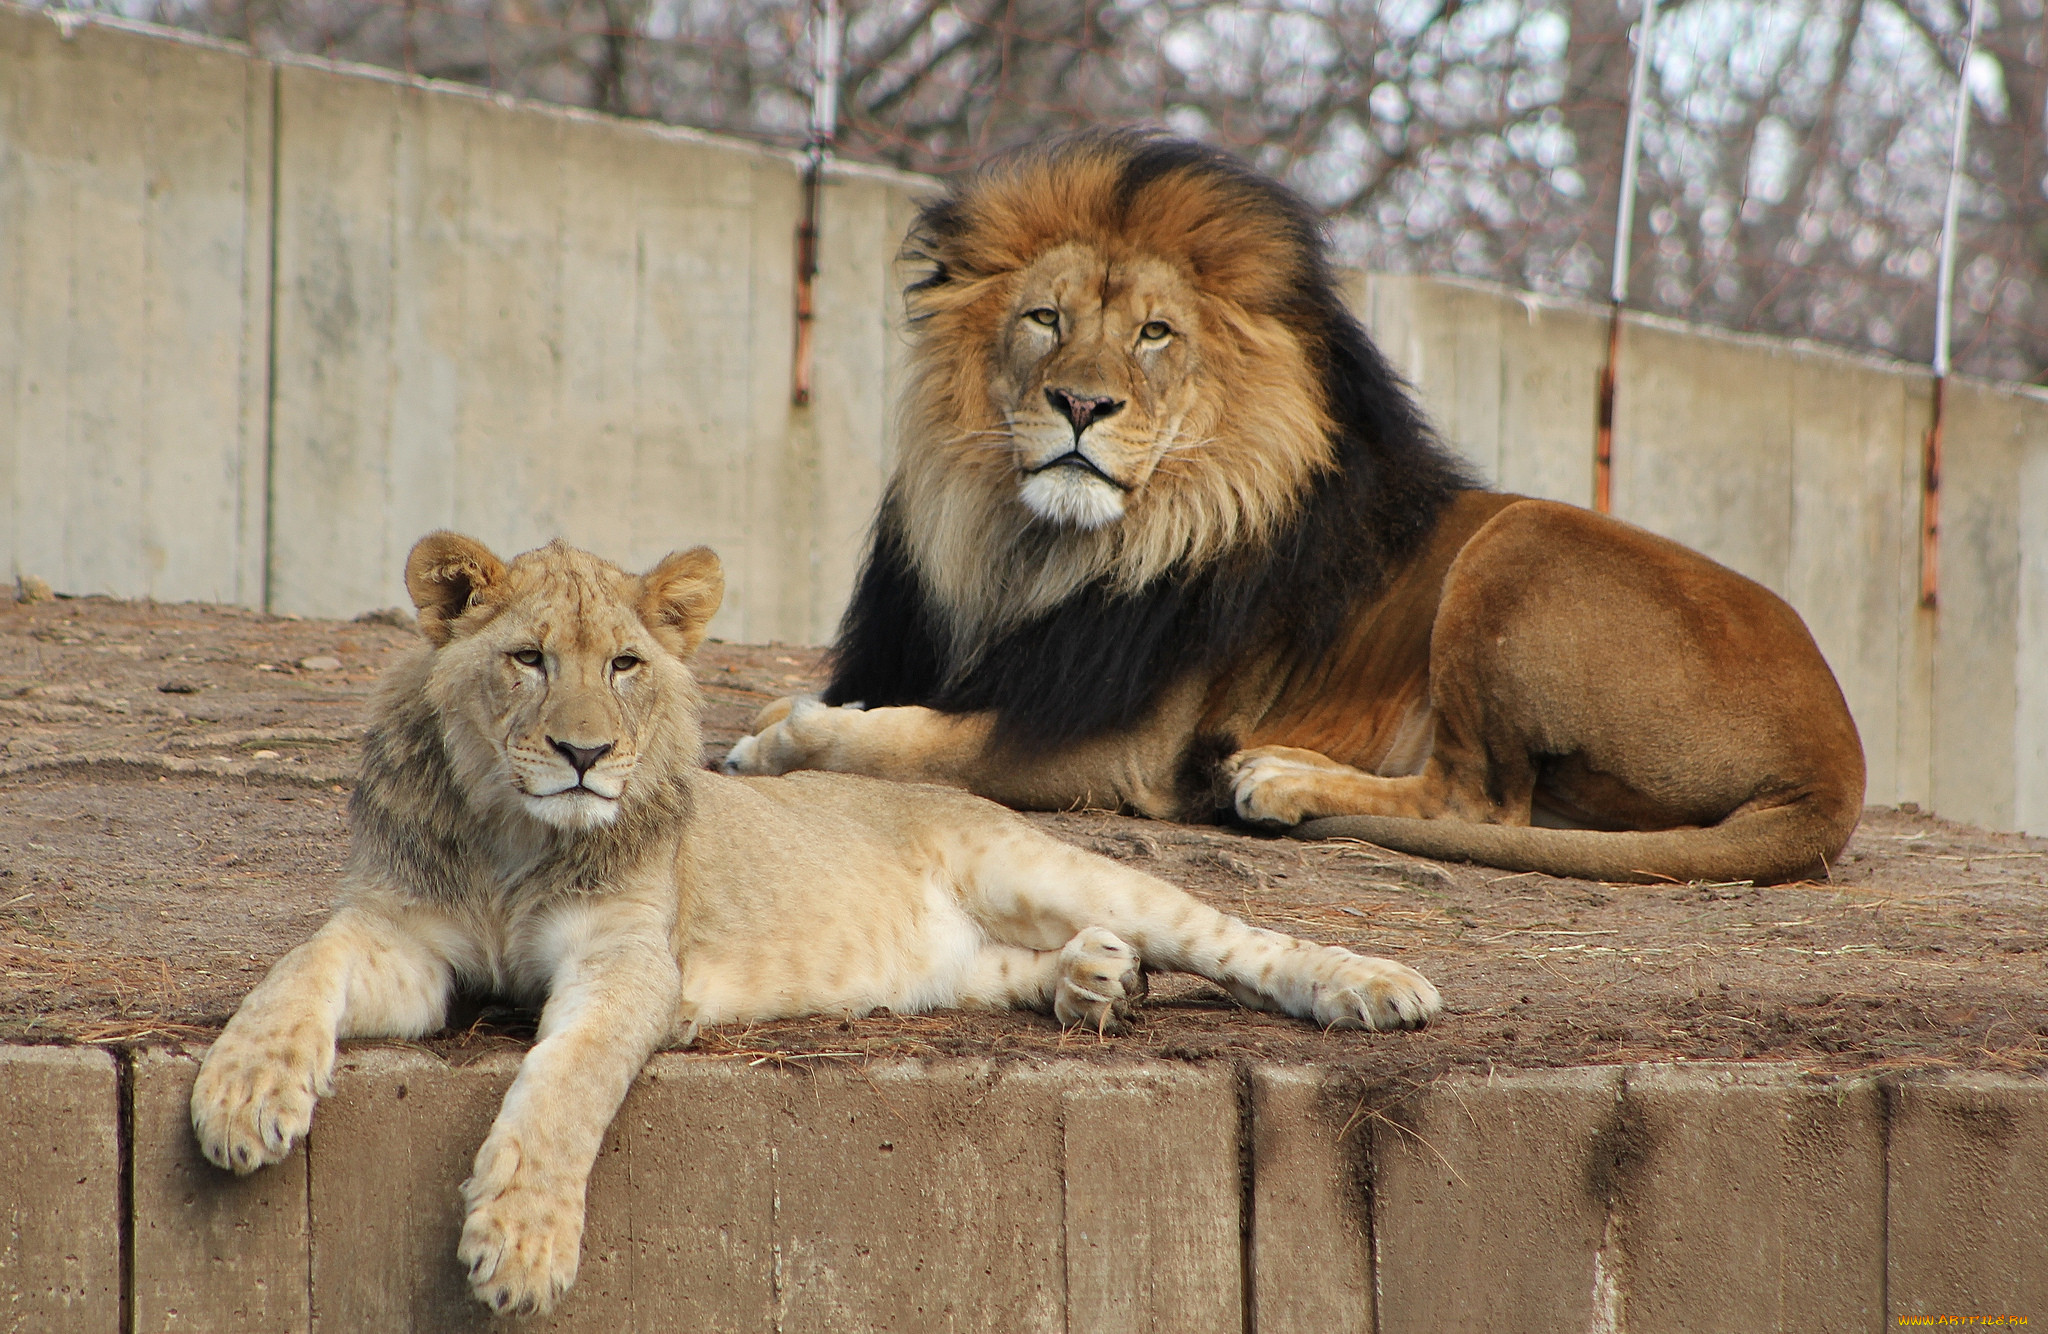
829,130 -> 1473,751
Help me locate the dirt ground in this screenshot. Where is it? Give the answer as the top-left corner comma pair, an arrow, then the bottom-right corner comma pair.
2,594 -> 2044,1082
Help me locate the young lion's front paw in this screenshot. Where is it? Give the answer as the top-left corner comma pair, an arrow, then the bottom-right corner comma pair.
190,1034 -> 328,1174
1308,950 -> 1442,1031
1053,927 -> 1147,1035
458,1137 -> 584,1316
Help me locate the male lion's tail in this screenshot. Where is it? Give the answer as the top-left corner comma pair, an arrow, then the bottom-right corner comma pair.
1288,802 -> 1855,885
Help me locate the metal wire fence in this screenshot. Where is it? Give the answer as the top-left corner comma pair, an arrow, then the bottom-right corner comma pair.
38,0 -> 2048,386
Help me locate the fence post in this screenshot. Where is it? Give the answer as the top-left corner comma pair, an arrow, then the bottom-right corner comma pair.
1922,0 -> 1982,610
1594,0 -> 1658,515
792,0 -> 842,408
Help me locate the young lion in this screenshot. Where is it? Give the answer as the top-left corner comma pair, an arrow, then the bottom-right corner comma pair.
190,532 -> 1441,1316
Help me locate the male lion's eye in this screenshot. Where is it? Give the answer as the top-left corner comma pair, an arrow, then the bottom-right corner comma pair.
611,654 -> 641,673
1025,307 -> 1060,329
512,649 -> 544,668
1139,320 -> 1173,342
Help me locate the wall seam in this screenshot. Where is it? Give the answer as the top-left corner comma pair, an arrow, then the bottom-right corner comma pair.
1360,1083 -> 1382,1334
1058,1086 -> 1072,1334
115,1046 -> 135,1334
260,60 -> 284,615
1237,1061 -> 1256,1334
304,1107 -> 316,1333
1879,1077 -> 1895,1323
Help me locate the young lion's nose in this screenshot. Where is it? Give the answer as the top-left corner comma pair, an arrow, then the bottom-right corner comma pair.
549,739 -> 614,776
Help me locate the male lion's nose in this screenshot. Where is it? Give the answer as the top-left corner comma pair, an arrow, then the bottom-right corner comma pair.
1045,388 -> 1125,438
550,739 -> 613,776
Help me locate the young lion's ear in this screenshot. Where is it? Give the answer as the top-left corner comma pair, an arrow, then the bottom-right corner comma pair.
404,532 -> 508,646
638,547 -> 724,659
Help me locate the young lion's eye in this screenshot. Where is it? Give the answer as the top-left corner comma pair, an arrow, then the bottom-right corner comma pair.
611,654 -> 641,673
1139,320 -> 1172,342
512,649 -> 544,668
1024,307 -> 1059,329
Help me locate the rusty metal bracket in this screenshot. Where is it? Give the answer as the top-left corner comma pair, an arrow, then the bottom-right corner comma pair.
792,148 -> 823,408
1594,304 -> 1621,514
1920,376 -> 1944,609
790,0 -> 840,408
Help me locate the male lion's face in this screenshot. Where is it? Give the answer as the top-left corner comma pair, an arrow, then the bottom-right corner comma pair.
404,534 -> 723,833
993,244 -> 1205,531
898,137 -> 1338,614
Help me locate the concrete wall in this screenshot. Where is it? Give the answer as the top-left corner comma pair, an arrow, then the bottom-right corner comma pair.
4,1043 -> 2043,1331
0,4 -> 918,644
262,60 -> 918,644
3,5 -> 2045,831
1357,276 -> 2048,836
0,6 -> 272,610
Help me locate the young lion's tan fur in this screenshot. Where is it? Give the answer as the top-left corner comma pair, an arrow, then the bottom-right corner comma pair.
190,533 -> 1440,1316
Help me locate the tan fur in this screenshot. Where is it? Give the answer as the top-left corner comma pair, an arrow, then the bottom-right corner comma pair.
191,533 -> 1440,1316
727,138 -> 1867,886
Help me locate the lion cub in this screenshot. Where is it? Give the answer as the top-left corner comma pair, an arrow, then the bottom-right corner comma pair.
190,532 -> 1441,1315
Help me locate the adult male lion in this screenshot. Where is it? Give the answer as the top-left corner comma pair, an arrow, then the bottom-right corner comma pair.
192,532 -> 1438,1316
726,130 -> 1865,885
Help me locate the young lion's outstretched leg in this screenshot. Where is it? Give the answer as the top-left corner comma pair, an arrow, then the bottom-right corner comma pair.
949,824 -> 1439,1030
457,908 -> 683,1317
191,899 -> 454,1174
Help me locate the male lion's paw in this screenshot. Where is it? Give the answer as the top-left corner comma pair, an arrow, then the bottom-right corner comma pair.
722,696 -> 834,776
458,1136 -> 584,1316
1308,951 -> 1442,1031
1222,746 -> 1350,828
190,1034 -> 329,1174
748,694 -> 802,735
1053,927 -> 1147,1036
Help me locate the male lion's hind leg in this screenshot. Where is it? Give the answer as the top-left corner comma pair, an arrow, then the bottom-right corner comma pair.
949,821 -> 1439,1031
1223,745 -> 1469,829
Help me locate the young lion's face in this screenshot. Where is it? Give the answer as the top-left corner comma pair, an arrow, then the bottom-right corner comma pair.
404,534 -> 723,833
992,243 -> 1208,531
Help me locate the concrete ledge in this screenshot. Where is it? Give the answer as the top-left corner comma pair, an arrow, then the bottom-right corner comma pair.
0,1046 -> 120,1334
4,1045 -> 2046,1330
132,1046 -> 308,1331
1371,1065 -> 1623,1329
1247,1065 -> 1370,1334
1620,1064 -> 1884,1330
1888,1074 -> 2048,1320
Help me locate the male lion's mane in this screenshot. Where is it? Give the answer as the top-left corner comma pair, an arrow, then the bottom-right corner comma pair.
826,131 -> 1471,755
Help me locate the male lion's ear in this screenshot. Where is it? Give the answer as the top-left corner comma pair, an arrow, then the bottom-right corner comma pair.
639,547 -> 724,659
404,532 -> 508,646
